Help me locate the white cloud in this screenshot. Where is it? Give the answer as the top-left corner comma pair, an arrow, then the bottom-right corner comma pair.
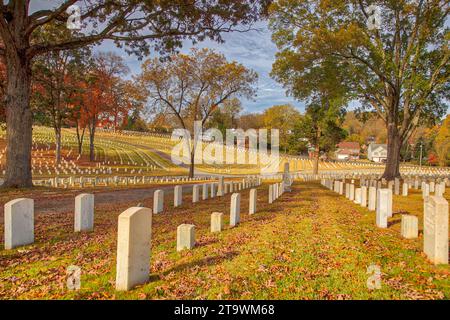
93,21 -> 305,113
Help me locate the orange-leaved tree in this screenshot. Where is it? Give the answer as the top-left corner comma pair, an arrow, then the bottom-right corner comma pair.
0,0 -> 268,187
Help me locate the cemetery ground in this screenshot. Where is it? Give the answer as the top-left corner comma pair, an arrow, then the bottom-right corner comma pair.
0,181 -> 448,300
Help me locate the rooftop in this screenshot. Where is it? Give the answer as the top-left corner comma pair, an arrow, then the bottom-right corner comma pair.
337,141 -> 360,150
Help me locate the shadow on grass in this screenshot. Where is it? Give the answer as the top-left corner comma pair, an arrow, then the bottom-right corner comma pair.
387,218 -> 401,227
161,251 -> 239,276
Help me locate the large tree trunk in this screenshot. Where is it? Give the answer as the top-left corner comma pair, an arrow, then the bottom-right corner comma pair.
2,51 -> 33,188
54,126 -> 62,164
382,121 -> 402,180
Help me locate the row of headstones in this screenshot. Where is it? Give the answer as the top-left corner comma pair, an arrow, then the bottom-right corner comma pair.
320,173 -> 448,197
321,178 -> 448,265
28,166 -> 159,178
153,177 -> 262,213
117,180 -> 290,290
2,136 -> 164,176
30,154 -> 162,174
30,166 -> 114,178
268,182 -> 285,204
96,128 -> 448,174
29,130 -> 153,167
260,172 -> 315,181
3,194 -> 95,250
33,175 -> 215,188
2,178 -> 277,292
319,172 -> 450,184
362,177 -> 445,198
2,177 -> 261,250
98,127 -> 172,139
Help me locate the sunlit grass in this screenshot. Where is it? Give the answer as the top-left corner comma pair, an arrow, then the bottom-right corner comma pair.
0,182 -> 448,300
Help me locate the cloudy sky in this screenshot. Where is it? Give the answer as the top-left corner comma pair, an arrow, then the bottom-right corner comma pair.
28,1 -> 449,116
95,21 -> 305,114
29,1 -> 305,113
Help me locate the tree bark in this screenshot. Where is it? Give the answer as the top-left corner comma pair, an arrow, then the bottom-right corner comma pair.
189,148 -> 195,178
382,121 -> 402,180
54,126 -> 62,164
89,125 -> 96,162
312,147 -> 319,175
312,127 -> 320,175
2,50 -> 33,188
75,121 -> 85,156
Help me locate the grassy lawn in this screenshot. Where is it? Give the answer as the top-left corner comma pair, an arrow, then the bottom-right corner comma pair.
0,181 -> 448,300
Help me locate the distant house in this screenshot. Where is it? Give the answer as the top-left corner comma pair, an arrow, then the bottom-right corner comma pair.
335,141 -> 360,160
368,143 -> 388,162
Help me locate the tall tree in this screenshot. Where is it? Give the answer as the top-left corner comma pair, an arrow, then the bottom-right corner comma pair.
32,25 -> 89,163
68,102 -> 88,157
139,48 -> 257,177
0,0 -> 268,187
81,52 -> 129,162
110,79 -> 146,132
269,0 -> 449,180
122,108 -> 149,132
208,97 -> 243,135
237,112 -> 265,131
291,102 -> 347,174
262,104 -> 301,153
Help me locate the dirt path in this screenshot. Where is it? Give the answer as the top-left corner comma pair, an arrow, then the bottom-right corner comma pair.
0,183 -> 200,218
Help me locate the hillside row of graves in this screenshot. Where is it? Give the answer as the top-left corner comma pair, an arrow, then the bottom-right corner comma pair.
0,125 -> 418,184
321,174 -> 449,265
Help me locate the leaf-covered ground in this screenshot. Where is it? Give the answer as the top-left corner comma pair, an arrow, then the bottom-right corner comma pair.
0,181 -> 448,300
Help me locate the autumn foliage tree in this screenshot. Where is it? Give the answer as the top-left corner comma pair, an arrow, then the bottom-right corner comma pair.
68,93 -> 88,157
207,97 -> 243,136
262,104 -> 302,153
0,0 -> 268,187
79,52 -> 130,162
109,80 -> 145,132
139,48 -> 258,177
31,25 -> 89,164
269,0 -> 449,180
290,102 -> 347,174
